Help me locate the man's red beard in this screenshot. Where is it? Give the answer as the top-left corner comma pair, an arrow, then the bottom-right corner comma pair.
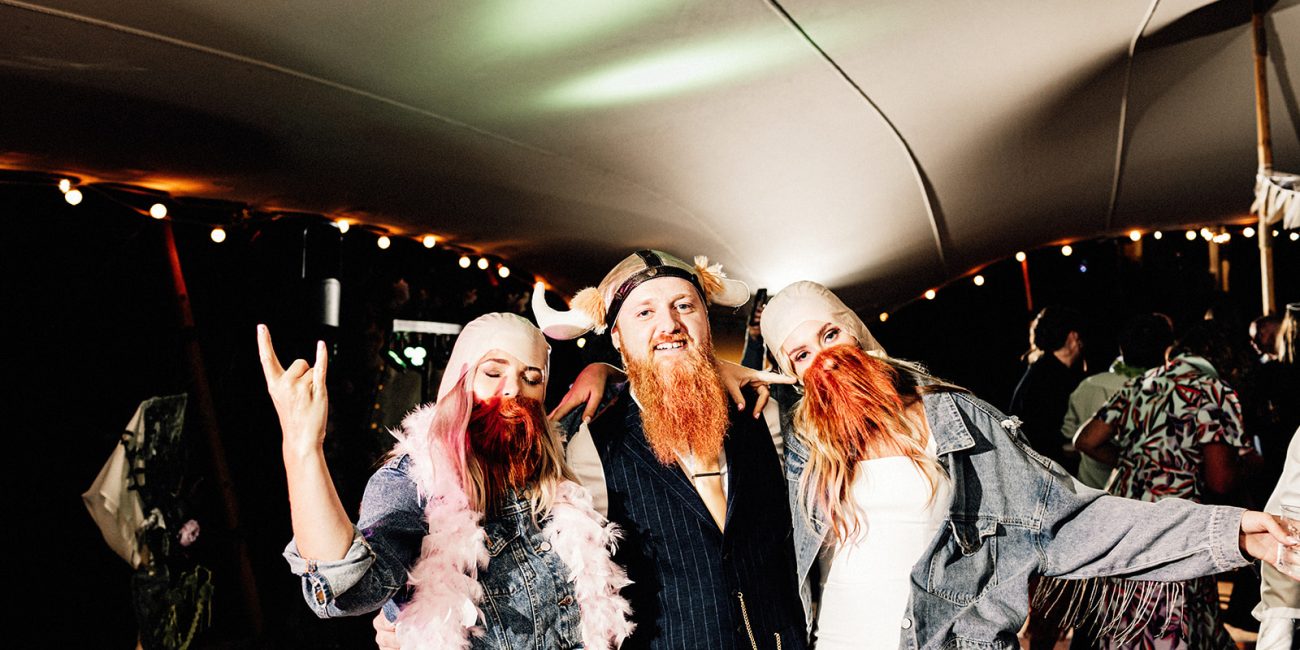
468,395 -> 547,495
798,344 -> 907,462
625,332 -> 730,465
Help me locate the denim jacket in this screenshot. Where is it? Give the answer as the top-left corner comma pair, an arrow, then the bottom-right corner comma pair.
284,455 -> 586,650
785,389 -> 1250,649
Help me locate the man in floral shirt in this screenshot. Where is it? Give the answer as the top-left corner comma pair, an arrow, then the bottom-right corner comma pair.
1076,321 -> 1252,649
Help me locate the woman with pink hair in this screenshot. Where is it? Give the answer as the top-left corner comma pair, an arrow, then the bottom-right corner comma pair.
259,313 -> 633,650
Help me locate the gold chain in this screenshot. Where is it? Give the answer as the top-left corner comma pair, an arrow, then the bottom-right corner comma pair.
736,590 -> 782,650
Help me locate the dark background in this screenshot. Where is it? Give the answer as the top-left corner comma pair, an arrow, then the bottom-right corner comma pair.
5,181 -> 1296,648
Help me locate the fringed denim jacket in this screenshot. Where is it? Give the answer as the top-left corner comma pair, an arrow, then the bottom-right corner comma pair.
785,388 -> 1251,649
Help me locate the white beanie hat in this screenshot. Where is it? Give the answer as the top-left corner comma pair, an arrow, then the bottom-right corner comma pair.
760,281 -> 885,376
437,312 -> 549,399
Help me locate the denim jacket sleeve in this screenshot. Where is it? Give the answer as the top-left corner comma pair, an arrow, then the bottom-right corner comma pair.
1036,454 -> 1249,581
282,455 -> 426,618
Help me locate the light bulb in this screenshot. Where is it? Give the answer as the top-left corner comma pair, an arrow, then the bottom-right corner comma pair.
149,203 -> 167,219
336,219 -> 350,234
1014,251 -> 1026,263
1243,227 -> 1255,238
210,227 -> 227,243
973,274 -> 985,286
459,255 -> 471,268
57,179 -> 71,193
1153,231 -> 1163,240
1291,232 -> 1299,242
423,235 -> 437,248
1185,230 -> 1197,241
377,236 -> 391,250
477,258 -> 489,270
576,338 -> 587,349
498,266 -> 510,278
924,289 -> 936,300
1128,230 -> 1141,242
878,312 -> 889,322
1061,245 -> 1073,257
64,188 -> 83,205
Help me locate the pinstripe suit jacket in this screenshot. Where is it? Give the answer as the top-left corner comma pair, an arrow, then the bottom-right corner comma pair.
584,386 -> 807,649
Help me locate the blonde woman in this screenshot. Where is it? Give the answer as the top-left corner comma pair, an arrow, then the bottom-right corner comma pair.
759,281 -> 1296,650
261,313 -> 633,650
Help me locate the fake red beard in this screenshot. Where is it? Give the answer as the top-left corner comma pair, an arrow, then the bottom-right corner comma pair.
468,395 -> 547,490
625,333 -> 730,465
798,344 -> 906,462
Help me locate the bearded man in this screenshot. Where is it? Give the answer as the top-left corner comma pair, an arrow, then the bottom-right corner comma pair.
534,250 -> 808,649
264,313 -> 633,650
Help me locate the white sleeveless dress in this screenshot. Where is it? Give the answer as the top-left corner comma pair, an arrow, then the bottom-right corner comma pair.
812,438 -> 951,649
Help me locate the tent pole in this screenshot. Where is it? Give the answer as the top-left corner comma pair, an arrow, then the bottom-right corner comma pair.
159,220 -> 265,634
1253,1 -> 1276,315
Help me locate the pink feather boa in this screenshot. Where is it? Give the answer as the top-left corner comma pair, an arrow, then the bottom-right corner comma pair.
392,404 -> 635,649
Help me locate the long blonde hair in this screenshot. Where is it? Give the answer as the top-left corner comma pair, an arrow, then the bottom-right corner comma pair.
793,354 -> 955,544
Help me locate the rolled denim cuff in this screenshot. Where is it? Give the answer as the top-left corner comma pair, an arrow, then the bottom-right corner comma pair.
283,528 -> 376,615
1208,506 -> 1249,573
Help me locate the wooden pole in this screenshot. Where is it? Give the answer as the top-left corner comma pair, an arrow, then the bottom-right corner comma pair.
159,220 -> 264,634
1253,1 -> 1277,315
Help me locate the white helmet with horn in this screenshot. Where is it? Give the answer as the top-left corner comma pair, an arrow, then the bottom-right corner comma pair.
532,250 -> 750,340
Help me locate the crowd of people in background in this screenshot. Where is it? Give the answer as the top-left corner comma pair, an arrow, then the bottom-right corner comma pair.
1006,302 -> 1300,648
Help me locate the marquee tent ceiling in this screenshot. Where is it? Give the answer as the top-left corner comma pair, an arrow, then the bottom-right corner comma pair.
2,0 -> 1298,310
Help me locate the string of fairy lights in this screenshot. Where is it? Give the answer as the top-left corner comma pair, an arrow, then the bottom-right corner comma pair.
878,226 -> 1299,323
47,174 -> 531,284
29,171 -> 1300,324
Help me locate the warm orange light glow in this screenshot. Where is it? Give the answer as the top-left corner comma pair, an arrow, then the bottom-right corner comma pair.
1128,230 -> 1141,241
57,179 -> 71,193
878,312 -> 889,322
422,235 -> 437,248
924,289 -> 936,300
336,219 -> 350,234
149,203 -> 168,219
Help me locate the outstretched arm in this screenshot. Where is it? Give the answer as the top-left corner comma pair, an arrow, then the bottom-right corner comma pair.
258,325 -> 353,561
549,362 -> 625,424
550,360 -> 797,423
717,359 -> 796,418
